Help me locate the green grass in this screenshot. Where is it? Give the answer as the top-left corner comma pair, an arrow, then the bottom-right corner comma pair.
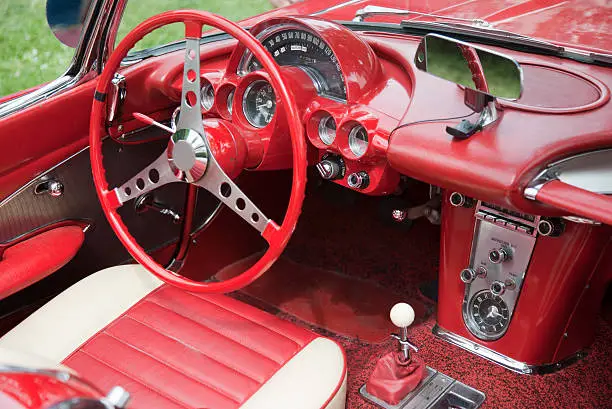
0,0 -> 272,97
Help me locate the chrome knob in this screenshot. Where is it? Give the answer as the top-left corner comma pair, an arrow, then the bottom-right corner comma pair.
449,192 -> 473,208
347,171 -> 370,189
460,268 -> 476,284
490,280 -> 506,296
391,209 -> 407,222
489,248 -> 510,264
537,218 -> 564,237
475,265 -> 488,278
47,181 -> 64,197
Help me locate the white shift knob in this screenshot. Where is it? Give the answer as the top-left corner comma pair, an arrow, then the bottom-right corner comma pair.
390,303 -> 415,328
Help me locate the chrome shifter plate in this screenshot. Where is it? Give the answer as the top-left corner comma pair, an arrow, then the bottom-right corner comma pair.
359,367 -> 485,409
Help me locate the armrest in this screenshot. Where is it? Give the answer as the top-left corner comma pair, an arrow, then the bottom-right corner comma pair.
535,180 -> 612,225
0,225 -> 85,300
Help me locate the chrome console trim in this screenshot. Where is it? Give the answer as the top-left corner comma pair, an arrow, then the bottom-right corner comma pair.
525,148 -> 612,200
432,324 -> 587,375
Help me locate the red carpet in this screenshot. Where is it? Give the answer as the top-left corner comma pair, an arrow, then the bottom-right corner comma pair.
217,253 -> 430,343
178,171 -> 612,408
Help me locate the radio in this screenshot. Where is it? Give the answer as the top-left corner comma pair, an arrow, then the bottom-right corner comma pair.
460,202 -> 539,340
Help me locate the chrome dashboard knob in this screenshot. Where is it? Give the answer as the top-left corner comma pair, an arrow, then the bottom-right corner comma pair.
489,248 -> 510,264
347,171 -> 370,190
460,268 -> 476,284
490,280 -> 506,296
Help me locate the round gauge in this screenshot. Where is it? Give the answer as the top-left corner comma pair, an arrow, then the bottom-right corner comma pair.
242,80 -> 276,128
318,115 -> 336,145
468,290 -> 510,338
201,83 -> 215,111
348,125 -> 368,157
227,88 -> 235,115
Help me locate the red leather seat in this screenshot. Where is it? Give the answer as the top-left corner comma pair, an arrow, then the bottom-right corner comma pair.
0,265 -> 347,409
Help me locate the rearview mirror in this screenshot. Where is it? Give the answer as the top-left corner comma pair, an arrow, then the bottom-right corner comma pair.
414,34 -> 523,101
46,0 -> 92,48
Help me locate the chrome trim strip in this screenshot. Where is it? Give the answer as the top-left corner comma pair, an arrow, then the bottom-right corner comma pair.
524,148 -> 612,200
432,324 -> 587,375
310,0 -> 363,16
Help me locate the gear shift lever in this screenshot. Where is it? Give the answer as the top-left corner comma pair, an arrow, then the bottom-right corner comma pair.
390,303 -> 419,362
365,302 -> 427,405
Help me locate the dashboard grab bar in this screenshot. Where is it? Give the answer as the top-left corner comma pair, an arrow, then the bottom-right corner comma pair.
530,180 -> 612,226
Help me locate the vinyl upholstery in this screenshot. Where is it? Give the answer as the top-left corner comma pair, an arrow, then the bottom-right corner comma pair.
0,265 -> 346,409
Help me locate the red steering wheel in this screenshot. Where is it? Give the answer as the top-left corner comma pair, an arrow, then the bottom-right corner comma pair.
90,10 -> 306,293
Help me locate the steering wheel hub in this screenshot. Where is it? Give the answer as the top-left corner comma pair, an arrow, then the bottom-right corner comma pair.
168,128 -> 209,182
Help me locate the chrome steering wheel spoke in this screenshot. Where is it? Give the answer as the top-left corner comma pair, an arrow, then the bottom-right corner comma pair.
194,158 -> 271,235
113,149 -> 179,206
177,36 -> 205,135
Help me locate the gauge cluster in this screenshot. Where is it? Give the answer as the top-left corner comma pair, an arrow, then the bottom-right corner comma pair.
164,16 -> 408,194
303,98 -> 401,195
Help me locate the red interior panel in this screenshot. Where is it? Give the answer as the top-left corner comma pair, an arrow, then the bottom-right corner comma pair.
0,225 -> 84,300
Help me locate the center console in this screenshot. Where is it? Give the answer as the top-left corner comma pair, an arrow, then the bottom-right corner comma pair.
435,191 -> 612,374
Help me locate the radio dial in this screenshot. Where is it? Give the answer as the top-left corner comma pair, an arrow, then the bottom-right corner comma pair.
489,248 -> 510,264
490,280 -> 506,296
460,268 -> 476,284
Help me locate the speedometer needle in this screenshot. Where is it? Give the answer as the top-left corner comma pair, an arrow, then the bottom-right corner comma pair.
256,101 -> 273,110
133,112 -> 174,133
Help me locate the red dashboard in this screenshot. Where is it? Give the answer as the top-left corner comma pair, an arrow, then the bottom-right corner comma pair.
100,16 -> 612,221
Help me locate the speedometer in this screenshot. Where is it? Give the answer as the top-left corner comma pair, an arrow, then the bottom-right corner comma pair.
238,27 -> 347,101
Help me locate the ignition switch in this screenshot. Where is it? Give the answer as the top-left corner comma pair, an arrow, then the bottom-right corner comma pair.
315,154 -> 345,180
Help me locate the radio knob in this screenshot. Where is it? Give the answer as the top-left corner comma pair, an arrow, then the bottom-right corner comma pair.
490,280 -> 506,296
460,268 -> 476,284
489,248 -> 510,264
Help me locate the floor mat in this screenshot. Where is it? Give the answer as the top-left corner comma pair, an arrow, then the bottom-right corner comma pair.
217,254 -> 430,343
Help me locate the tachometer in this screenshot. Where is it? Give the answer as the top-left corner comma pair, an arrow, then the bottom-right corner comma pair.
239,27 -> 346,101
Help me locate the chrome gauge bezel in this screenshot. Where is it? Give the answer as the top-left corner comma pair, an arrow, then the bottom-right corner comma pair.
200,82 -> 215,111
348,125 -> 369,157
318,115 -> 337,145
242,80 -> 276,128
226,88 -> 235,116
465,289 -> 511,341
